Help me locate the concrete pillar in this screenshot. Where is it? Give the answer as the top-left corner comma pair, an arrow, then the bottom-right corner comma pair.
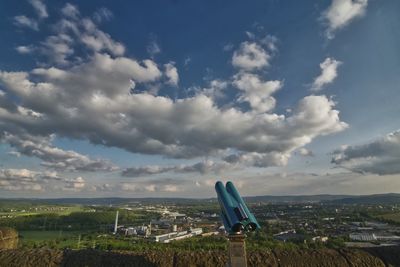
227,234 -> 247,267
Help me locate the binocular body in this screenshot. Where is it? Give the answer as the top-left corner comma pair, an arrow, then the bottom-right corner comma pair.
215,181 -> 260,233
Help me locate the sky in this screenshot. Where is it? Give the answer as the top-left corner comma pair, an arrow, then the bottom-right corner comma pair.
0,0 -> 400,198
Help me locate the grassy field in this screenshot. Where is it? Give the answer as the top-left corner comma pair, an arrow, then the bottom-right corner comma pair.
19,230 -> 80,241
18,230 -> 141,250
0,206 -> 84,218
19,230 -> 87,249
380,212 -> 400,223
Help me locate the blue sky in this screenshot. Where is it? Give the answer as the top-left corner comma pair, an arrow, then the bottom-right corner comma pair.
0,0 -> 400,198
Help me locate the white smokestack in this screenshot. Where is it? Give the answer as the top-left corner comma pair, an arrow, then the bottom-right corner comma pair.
114,210 -> 119,234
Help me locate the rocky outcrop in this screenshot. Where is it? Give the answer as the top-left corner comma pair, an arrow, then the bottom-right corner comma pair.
0,247 -> 399,267
0,249 -> 63,267
0,228 -> 18,249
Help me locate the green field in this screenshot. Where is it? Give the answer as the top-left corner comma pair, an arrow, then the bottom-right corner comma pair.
380,212 -> 400,223
19,230 -> 91,249
19,230 -> 80,241
18,230 -> 149,250
17,229 -> 228,251
0,206 -> 84,218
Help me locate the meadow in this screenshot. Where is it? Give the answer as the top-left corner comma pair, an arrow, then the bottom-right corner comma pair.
379,213 -> 400,223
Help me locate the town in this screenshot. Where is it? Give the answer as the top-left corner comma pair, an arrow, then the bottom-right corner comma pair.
3,197 -> 400,250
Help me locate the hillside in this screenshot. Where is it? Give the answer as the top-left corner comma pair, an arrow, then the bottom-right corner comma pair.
328,193 -> 400,205
0,247 -> 399,267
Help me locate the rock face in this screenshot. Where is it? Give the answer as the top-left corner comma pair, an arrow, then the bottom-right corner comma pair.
0,228 -> 18,249
0,247 -> 399,267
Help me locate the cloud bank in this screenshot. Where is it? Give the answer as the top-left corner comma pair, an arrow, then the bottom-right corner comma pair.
332,130 -> 400,175
0,2 -> 351,194
1,7 -> 347,175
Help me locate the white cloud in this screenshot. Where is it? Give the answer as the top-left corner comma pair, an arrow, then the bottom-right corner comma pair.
88,183 -> 113,192
183,57 -> 191,67
93,7 -> 113,23
176,160 -> 233,174
332,130 -> 400,175
245,31 -> 256,40
13,15 -> 39,31
191,79 -> 228,100
298,148 -> 314,157
0,62 -> 347,167
311,57 -> 342,91
223,172 -> 399,196
80,19 -> 125,56
121,183 -> 138,191
0,168 -> 62,192
16,3 -> 125,66
223,152 -> 290,168
4,8 -> 348,174
232,42 -> 271,71
63,176 -> 86,191
233,73 -> 282,113
164,185 -> 179,192
29,0 -> 48,19
204,179 -> 216,187
78,11 -> 124,56
40,34 -> 74,65
223,43 -> 234,52
3,132 -> 118,172
122,160 -> 234,177
102,172 -> 400,197
164,62 -> 179,86
260,35 -> 278,52
120,178 -> 184,193
61,3 -> 80,18
322,0 -> 368,39
122,165 -> 174,177
15,46 -> 35,54
1,169 -> 37,180
7,151 -> 21,157
147,40 -> 161,57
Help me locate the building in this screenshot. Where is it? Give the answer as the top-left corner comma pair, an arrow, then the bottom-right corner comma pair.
190,228 -> 203,235
151,232 -> 178,243
150,228 -> 203,243
168,212 -> 186,220
274,230 -> 304,242
349,233 -> 377,242
374,234 -> 400,241
312,236 -> 329,242
150,219 -> 172,229
118,225 -> 151,237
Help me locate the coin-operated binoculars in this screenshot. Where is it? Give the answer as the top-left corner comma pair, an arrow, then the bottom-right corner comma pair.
215,181 -> 260,267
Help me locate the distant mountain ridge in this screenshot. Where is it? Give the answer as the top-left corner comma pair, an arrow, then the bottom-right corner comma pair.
244,194 -> 350,203
328,193 -> 400,205
245,193 -> 400,204
1,193 -> 400,205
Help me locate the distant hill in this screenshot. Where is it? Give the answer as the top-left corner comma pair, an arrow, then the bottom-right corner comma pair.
328,193 -> 400,205
1,193 -> 400,205
0,197 -> 216,206
243,194 -> 350,203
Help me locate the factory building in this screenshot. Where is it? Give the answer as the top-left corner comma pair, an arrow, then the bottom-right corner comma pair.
150,227 -> 203,243
349,233 -> 377,241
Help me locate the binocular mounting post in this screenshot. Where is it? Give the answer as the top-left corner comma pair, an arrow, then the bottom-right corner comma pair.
227,233 -> 247,267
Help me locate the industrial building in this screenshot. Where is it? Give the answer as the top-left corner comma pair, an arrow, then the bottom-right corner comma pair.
150,228 -> 203,243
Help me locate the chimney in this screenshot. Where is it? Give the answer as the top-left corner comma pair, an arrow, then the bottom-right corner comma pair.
114,210 -> 119,234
